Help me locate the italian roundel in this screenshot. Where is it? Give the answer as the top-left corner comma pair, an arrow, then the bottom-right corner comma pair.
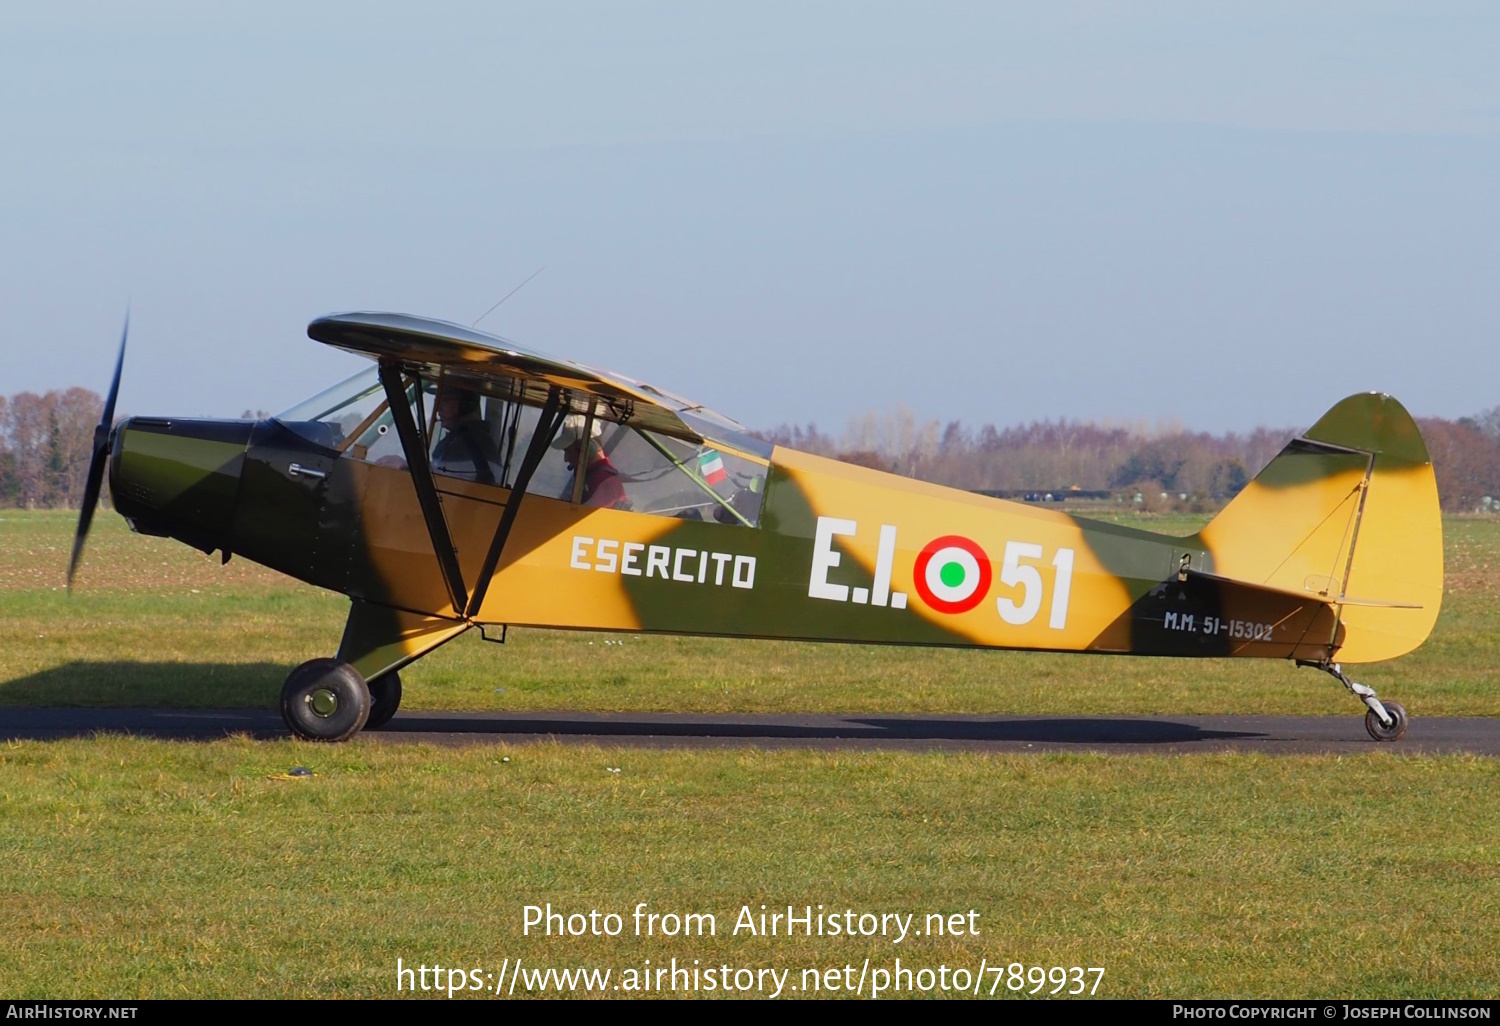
913,535 -> 992,614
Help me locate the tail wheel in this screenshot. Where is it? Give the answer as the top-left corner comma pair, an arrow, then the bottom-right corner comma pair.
364,671 -> 403,730
1365,700 -> 1409,742
281,659 -> 371,742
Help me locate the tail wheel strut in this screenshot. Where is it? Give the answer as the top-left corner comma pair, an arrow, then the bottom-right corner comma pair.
1299,660 -> 1409,742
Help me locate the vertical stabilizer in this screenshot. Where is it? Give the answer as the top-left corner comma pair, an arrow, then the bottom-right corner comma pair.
1193,393 -> 1442,663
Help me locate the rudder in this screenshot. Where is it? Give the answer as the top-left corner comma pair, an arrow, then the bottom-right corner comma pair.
1193,393 -> 1442,663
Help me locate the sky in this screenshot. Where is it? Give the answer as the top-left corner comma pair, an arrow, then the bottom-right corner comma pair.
1,2 -> 1497,433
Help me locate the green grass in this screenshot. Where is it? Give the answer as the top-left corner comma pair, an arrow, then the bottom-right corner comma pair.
5,510 -> 1497,716
1,738 -> 1496,999
4,509 -> 1497,999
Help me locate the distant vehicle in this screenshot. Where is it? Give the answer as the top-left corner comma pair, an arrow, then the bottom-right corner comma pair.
972,489 -> 1111,503
71,313 -> 1442,742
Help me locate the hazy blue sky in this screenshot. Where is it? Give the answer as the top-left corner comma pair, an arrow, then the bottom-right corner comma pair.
2,2 -> 1497,432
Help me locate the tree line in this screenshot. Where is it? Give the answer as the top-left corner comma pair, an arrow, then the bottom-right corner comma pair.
762,405 -> 1500,513
2,387 -> 1497,513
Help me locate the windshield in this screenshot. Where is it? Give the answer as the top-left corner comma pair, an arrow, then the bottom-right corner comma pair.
274,367 -> 384,450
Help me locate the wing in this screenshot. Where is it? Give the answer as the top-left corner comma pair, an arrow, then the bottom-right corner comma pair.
307,311 -> 703,444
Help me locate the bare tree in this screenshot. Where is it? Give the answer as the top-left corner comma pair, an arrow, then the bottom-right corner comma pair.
0,389 -> 103,509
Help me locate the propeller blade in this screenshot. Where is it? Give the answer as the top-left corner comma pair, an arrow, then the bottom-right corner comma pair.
100,311 -> 127,428
67,313 -> 128,591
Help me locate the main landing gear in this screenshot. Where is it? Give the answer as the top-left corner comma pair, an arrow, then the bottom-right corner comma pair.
1301,660 -> 1409,742
281,660 -> 403,741
366,671 -> 403,731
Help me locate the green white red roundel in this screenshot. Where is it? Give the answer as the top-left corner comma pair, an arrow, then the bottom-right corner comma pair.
913,535 -> 992,614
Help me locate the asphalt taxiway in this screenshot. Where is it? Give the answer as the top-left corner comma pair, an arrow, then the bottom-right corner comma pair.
4,708 -> 1498,754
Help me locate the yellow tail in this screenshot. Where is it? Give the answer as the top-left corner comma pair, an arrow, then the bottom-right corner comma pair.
1193,393 -> 1443,663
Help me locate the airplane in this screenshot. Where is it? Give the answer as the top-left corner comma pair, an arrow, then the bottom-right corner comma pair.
68,312 -> 1443,743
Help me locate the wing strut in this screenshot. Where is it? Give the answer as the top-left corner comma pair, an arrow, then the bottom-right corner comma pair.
464,387 -> 566,618
377,360 -> 470,615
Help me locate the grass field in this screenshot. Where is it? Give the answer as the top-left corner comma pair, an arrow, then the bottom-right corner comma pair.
2,509 -> 1497,999
3,740 -> 1497,999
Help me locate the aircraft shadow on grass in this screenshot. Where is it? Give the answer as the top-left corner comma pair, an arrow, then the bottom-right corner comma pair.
0,661 -> 289,712
0,662 -> 1264,745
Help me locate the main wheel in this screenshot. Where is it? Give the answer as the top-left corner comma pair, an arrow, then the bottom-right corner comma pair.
364,671 -> 402,730
281,658 -> 371,742
1365,700 -> 1409,742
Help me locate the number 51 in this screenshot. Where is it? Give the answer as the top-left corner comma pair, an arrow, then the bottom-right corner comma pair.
996,543 -> 1074,629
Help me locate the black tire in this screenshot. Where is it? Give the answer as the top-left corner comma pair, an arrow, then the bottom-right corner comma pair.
281,658 -> 371,742
1365,700 -> 1409,742
364,671 -> 402,730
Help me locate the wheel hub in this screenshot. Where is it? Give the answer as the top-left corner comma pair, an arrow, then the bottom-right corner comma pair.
308,687 -> 339,717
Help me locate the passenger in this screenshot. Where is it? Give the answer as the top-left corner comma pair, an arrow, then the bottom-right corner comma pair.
431,387 -> 502,485
553,415 -> 628,509
713,482 -> 763,525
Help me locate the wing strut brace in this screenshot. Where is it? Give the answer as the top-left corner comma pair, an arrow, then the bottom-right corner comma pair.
465,388 -> 566,618
378,361 -> 470,615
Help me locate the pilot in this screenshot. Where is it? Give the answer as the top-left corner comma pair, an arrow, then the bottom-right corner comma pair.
431,387 -> 502,485
553,415 -> 628,509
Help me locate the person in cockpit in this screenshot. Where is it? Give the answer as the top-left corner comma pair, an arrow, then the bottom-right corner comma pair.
430,387 -> 502,485
553,415 -> 629,509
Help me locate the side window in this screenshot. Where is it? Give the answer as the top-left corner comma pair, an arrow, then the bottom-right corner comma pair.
599,427 -> 765,526
496,402 -> 572,498
345,405 -> 405,466
346,382 -> 574,497
328,376 -> 765,526
427,384 -> 504,486
343,380 -> 422,469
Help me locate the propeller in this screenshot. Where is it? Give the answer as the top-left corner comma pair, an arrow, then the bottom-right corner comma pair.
67,313 -> 129,591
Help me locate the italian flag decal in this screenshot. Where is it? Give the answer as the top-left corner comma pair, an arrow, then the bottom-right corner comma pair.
699,450 -> 729,485
913,535 -> 992,614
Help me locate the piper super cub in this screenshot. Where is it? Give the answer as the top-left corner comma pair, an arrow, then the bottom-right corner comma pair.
68,313 -> 1443,742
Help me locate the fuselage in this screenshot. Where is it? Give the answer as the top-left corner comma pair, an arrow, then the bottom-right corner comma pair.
109,412 -> 1342,662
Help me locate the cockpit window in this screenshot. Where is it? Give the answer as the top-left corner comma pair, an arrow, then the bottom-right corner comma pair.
628,381 -> 774,459
342,387 -> 412,468
277,367 -> 766,525
274,367 -> 385,451
676,409 -> 773,460
424,384 -> 573,497
596,425 -> 765,525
